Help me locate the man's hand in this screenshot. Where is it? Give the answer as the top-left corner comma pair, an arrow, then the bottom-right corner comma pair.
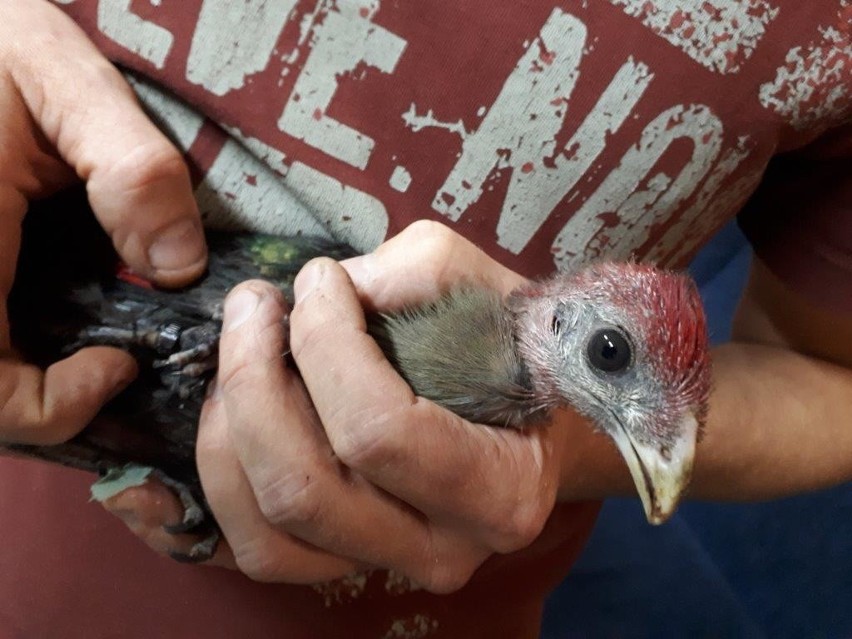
0,0 -> 207,445
193,221 -> 575,590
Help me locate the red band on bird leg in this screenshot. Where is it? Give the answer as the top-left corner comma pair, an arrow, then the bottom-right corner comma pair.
116,264 -> 154,289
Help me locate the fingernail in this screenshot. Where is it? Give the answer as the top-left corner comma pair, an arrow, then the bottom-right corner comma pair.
223,289 -> 259,332
294,261 -> 324,304
148,220 -> 206,273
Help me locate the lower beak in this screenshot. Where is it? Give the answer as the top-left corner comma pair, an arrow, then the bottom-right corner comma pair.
610,414 -> 698,525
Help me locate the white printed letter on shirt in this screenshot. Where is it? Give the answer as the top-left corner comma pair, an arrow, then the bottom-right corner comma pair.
279,0 -> 407,169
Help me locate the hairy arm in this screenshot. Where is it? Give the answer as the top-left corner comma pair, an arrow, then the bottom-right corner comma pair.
559,256 -> 852,502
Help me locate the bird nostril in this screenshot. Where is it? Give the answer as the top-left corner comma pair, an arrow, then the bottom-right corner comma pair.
550,315 -> 561,334
659,445 -> 671,461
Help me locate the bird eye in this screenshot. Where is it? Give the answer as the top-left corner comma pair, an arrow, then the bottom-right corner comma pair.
586,328 -> 632,374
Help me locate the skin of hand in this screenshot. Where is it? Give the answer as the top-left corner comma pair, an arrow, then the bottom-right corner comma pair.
0,0 -> 207,447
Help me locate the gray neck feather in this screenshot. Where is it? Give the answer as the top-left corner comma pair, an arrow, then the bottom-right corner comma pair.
368,288 -> 547,428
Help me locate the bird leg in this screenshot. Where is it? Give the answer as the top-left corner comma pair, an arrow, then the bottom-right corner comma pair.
153,341 -> 216,373
151,323 -> 220,400
146,468 -> 207,534
155,465 -> 220,562
91,464 -> 220,563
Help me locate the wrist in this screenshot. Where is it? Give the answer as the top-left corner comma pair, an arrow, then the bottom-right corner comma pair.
553,408 -> 633,502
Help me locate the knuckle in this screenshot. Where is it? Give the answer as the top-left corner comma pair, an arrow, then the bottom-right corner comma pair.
0,402 -> 74,448
419,558 -> 477,595
232,539 -> 287,583
287,285 -> 339,364
402,219 -> 455,246
254,471 -> 324,528
12,408 -> 46,440
72,53 -> 136,106
286,304 -> 323,363
254,317 -> 287,359
330,407 -> 397,470
218,345 -> 282,398
216,355 -> 259,399
491,496 -> 551,553
393,220 -> 475,287
482,438 -> 556,552
410,529 -> 483,594
194,417 -> 225,460
405,220 -> 457,262
239,280 -> 286,306
107,142 -> 186,195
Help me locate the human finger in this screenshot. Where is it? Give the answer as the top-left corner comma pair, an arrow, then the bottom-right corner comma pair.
340,220 -> 526,312
3,1 -> 207,287
0,347 -> 137,444
197,375 -> 360,584
0,191 -> 136,444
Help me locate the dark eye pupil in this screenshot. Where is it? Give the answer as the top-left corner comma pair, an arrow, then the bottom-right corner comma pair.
587,329 -> 632,373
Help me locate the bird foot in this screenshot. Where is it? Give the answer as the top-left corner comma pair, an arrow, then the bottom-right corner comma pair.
167,531 -> 221,564
152,324 -> 219,391
153,341 -> 215,372
144,468 -> 207,533
91,464 -> 220,563
147,469 -> 221,563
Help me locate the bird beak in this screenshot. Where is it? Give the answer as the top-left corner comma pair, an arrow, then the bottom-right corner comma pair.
610,413 -> 698,525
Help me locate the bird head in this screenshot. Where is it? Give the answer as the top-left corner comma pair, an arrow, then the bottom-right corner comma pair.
509,263 -> 711,524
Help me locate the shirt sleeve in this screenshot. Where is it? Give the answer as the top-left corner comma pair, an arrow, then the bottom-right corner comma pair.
738,124 -> 852,314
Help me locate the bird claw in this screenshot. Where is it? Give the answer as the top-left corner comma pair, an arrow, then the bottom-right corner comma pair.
153,325 -> 219,387
146,468 -> 207,533
153,342 -> 215,371
147,469 -> 221,563
90,464 -> 221,563
167,531 -> 221,564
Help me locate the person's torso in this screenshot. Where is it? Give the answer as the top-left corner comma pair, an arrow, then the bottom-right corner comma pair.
3,2 -> 848,637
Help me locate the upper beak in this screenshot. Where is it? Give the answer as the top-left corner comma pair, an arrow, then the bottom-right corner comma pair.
610,413 -> 699,525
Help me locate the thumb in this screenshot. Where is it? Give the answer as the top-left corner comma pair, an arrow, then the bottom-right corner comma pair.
341,220 -> 526,311
10,2 -> 207,287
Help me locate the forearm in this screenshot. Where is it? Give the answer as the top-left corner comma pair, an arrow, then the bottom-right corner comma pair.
691,342 -> 852,500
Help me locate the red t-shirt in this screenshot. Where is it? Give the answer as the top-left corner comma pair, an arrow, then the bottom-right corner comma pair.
1,1 -> 849,636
